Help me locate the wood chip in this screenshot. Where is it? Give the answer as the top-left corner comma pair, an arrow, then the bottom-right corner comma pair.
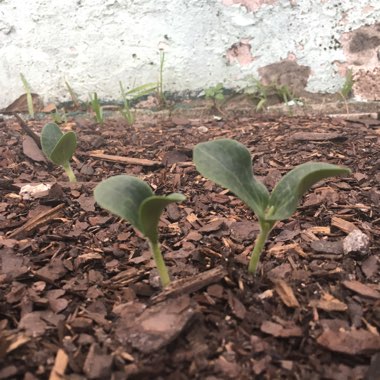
49,349 -> 69,380
8,203 -> 65,238
88,151 -> 161,167
331,216 -> 357,233
309,292 -> 347,312
273,279 -> 300,308
152,266 -> 226,303
317,328 -> 380,355
342,280 -> 380,299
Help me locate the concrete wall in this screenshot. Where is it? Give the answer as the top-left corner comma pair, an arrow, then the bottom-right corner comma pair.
0,0 -> 379,109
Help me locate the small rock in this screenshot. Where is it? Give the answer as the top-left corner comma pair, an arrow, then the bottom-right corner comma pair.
198,126 -> 208,133
310,240 -> 343,255
83,343 -> 113,379
80,165 -> 94,176
343,229 -> 370,256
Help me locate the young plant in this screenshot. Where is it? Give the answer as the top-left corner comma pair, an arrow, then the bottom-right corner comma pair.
244,79 -> 269,111
40,123 -> 77,182
205,83 -> 225,104
65,80 -> 81,109
93,175 -> 185,287
119,81 -> 157,125
89,92 -> 104,124
194,139 -> 351,274
157,49 -> 166,105
20,73 -> 34,118
339,69 -> 354,114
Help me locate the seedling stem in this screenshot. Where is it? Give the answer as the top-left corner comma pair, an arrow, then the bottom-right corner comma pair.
149,241 -> 170,287
63,162 -> 77,183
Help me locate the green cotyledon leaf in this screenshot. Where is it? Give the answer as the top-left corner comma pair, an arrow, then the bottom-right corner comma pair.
193,139 -> 269,219
41,123 -> 64,158
93,175 -> 154,232
266,162 -> 351,221
140,193 -> 186,244
40,122 -> 77,166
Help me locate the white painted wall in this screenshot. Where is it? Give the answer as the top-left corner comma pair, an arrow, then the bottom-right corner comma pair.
0,0 -> 379,108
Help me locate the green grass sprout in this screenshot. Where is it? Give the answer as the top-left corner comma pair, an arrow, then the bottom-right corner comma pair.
20,73 -> 34,118
89,92 -> 104,124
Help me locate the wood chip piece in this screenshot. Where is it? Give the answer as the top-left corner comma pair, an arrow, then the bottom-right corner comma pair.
273,279 -> 300,308
331,216 -> 357,233
49,349 -> 69,380
309,292 -> 347,311
317,328 -> 380,355
260,321 -> 303,338
342,280 -> 380,299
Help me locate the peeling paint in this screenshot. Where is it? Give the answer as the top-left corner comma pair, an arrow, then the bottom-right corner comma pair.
222,0 -> 277,12
0,0 -> 379,107
226,41 -> 254,65
258,60 -> 311,95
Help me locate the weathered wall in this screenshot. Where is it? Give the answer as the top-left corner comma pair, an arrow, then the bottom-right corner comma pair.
0,0 -> 379,108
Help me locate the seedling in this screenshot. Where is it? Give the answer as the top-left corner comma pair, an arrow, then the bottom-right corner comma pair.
194,139 -> 351,274
157,50 -> 166,105
40,123 -> 77,182
20,73 -> 34,118
339,69 -> 354,114
205,83 -> 225,104
65,80 -> 81,109
120,81 -> 157,125
94,175 -> 185,287
89,92 -> 104,124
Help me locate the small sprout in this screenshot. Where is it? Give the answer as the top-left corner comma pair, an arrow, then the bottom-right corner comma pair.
65,80 -> 81,109
40,123 -> 77,182
120,81 -> 157,125
157,49 -> 166,105
194,139 -> 351,274
339,69 -> 354,114
20,73 -> 34,118
205,83 -> 225,102
89,92 -> 104,124
94,175 -> 186,287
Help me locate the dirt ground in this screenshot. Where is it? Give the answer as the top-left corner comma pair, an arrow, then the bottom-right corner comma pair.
0,111 -> 379,379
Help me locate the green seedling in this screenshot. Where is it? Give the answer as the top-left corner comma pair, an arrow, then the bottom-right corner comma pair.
40,122 -> 77,182
274,84 -> 294,104
205,83 -> 225,103
339,69 -> 354,114
65,80 -> 81,109
94,175 -> 185,287
89,92 -> 104,124
194,139 -> 351,274
244,79 -> 269,111
158,50 -> 166,105
52,107 -> 67,124
120,81 -> 157,125
20,73 -> 34,118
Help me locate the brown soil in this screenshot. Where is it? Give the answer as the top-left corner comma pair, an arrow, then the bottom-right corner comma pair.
0,112 -> 379,380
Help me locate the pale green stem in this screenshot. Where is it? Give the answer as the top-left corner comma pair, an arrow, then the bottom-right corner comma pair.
62,162 -> 77,183
248,222 -> 273,274
149,240 -> 170,287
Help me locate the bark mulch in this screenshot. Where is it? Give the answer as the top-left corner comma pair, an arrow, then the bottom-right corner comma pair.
0,112 -> 379,379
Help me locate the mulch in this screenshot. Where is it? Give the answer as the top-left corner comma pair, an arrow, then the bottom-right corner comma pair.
0,111 -> 379,380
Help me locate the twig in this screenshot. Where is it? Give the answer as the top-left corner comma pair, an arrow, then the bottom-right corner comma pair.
14,113 -> 41,148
